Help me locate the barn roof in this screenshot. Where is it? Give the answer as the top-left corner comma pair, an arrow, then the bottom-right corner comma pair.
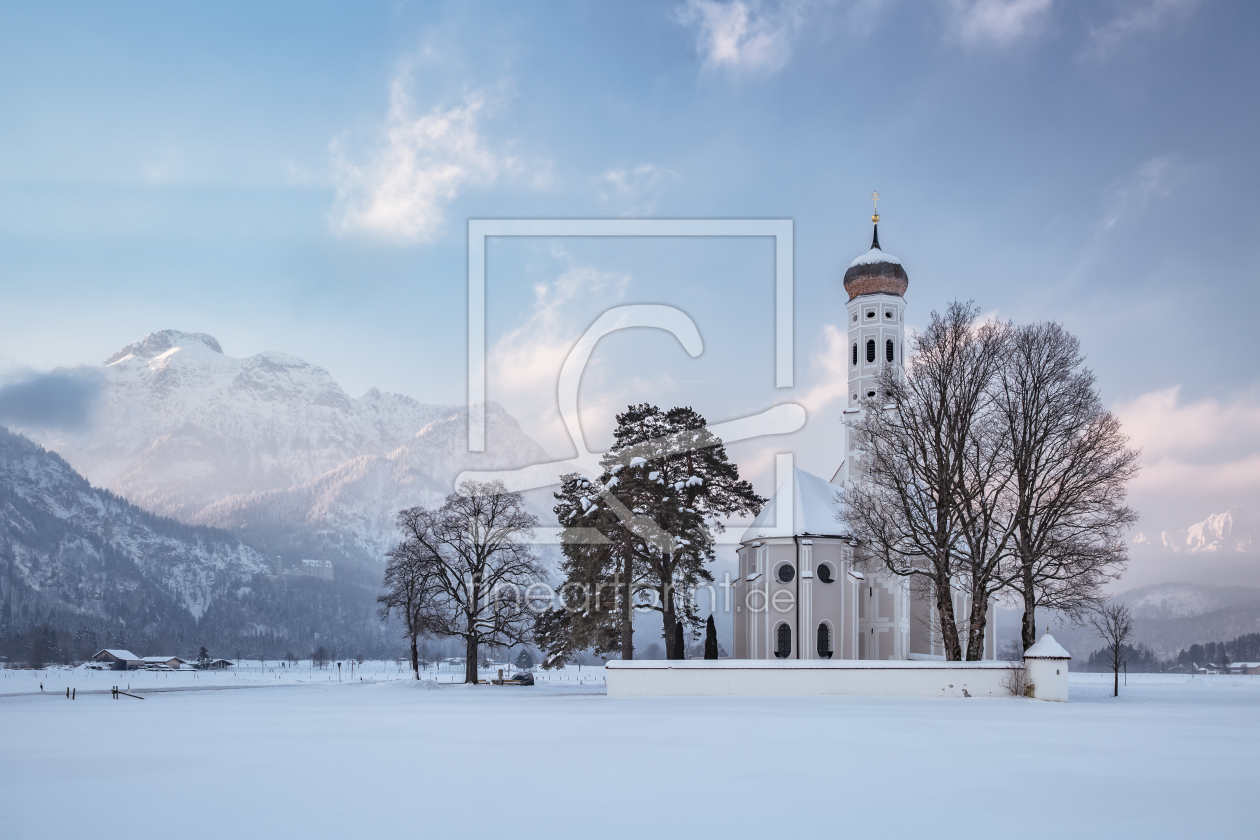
95,649 -> 140,661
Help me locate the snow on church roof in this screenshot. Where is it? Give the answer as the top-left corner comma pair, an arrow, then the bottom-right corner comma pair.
741,467 -> 852,542
848,247 -> 902,268
1023,634 -> 1071,660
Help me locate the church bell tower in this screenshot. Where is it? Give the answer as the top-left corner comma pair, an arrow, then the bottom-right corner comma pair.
841,194 -> 909,484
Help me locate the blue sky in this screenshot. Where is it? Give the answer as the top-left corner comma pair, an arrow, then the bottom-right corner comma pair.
1,0 -> 1258,583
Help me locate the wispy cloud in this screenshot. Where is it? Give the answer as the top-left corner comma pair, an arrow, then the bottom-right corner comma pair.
675,0 -> 806,74
944,0 -> 1055,47
1101,153 -> 1185,229
596,164 -> 678,215
488,257 -> 633,456
1085,0 -> 1201,59
330,71 -> 506,242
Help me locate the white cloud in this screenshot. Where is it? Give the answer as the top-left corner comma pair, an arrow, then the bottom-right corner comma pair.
944,0 -> 1054,47
799,324 -> 849,413
330,73 -> 504,242
1086,0 -> 1201,58
596,164 -> 678,215
675,0 -> 805,74
1114,386 -> 1260,498
1101,153 -> 1185,229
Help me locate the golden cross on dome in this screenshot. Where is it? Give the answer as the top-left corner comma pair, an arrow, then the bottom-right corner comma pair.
871,190 -> 880,223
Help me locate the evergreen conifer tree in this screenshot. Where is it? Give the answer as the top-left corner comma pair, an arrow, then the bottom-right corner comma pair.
537,404 -> 762,664
704,614 -> 719,659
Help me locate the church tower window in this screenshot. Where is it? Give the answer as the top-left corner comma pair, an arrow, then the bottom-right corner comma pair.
775,624 -> 792,659
776,563 -> 795,583
866,339 -> 875,363
817,563 -> 834,584
886,339 -> 894,363
817,624 -> 833,659
852,343 -> 858,366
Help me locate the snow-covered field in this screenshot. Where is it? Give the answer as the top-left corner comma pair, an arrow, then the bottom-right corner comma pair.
1,669 -> 1255,839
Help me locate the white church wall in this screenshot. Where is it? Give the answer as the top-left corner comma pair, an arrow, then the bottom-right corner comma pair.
605,660 -> 1034,699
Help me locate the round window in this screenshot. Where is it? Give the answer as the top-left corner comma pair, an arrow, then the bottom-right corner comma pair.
777,564 -> 796,583
817,564 -> 834,584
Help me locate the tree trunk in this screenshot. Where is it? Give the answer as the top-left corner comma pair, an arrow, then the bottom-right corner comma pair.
1113,656 -> 1120,697
409,633 -> 419,679
1020,560 -> 1037,651
662,582 -> 678,660
465,635 -> 479,684
934,574 -> 963,661
966,590 -> 989,661
620,557 -> 634,660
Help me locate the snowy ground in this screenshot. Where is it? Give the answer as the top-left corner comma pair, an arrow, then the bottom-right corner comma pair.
1,669 -> 1255,839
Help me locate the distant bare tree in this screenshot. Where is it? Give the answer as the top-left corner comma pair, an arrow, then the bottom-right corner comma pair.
995,323 -> 1140,651
392,481 -> 546,684
1089,600 -> 1134,697
847,302 -> 1008,660
378,540 -> 441,679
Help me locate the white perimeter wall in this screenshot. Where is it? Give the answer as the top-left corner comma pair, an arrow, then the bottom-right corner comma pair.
605,660 -> 1068,701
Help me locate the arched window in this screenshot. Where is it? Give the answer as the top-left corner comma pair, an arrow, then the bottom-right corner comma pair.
866,339 -> 875,363
886,339 -> 894,363
817,563 -> 834,584
852,343 -> 858,366
817,624 -> 833,659
775,624 -> 792,659
777,563 -> 795,583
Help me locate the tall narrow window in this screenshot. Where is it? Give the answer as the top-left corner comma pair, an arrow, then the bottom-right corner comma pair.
817,624 -> 833,659
775,624 -> 792,659
852,343 -> 858,366
886,339 -> 894,363
866,339 -> 875,363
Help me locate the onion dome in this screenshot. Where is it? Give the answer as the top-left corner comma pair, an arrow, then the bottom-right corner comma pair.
842,221 -> 908,301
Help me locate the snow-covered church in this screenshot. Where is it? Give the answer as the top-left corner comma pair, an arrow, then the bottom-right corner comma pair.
732,215 -> 996,662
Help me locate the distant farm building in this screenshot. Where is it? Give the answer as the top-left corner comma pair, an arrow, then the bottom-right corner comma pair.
91,649 -> 143,670
142,656 -> 187,670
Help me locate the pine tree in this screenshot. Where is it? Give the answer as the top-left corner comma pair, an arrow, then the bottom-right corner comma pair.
541,404 -> 763,663
704,614 -> 718,660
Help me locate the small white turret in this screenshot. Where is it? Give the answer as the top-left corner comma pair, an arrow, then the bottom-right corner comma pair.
1023,632 -> 1071,702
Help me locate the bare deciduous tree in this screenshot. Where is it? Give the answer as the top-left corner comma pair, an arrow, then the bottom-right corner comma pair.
847,301 -> 1006,660
377,542 -> 441,679
995,323 -> 1139,651
391,480 -> 546,684
1089,599 -> 1134,697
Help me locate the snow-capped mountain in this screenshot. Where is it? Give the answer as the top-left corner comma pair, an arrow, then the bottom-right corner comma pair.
0,426 -> 270,630
1133,507 -> 1258,554
193,402 -> 554,572
18,330 -> 460,521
